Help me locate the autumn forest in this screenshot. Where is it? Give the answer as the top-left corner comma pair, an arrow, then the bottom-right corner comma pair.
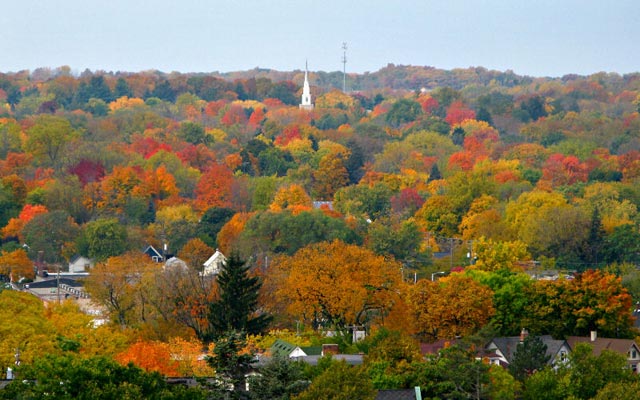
1,64 -> 640,399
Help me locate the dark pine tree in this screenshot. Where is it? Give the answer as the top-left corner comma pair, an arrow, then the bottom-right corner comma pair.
476,106 -> 493,125
345,139 -> 365,184
205,330 -> 256,398
114,77 -> 133,98
451,126 -> 466,146
247,355 -> 308,400
428,163 -> 442,182
207,254 -> 272,340
508,335 -> 551,381
582,207 -> 606,269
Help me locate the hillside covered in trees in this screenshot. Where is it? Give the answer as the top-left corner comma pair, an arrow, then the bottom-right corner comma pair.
1,64 -> 640,398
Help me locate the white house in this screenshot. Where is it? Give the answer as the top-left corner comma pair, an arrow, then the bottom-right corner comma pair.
68,255 -> 93,273
202,250 -> 226,276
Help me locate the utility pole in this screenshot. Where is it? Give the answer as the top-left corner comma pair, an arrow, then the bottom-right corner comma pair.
341,42 -> 347,92
450,237 -> 455,269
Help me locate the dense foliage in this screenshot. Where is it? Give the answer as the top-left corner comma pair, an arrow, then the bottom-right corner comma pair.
2,64 -> 640,398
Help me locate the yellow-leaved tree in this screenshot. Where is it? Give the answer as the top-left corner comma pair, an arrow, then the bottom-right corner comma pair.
84,251 -> 159,328
269,184 -> 312,213
470,237 -> 531,272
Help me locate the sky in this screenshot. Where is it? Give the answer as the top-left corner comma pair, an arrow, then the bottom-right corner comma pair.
1,0 -> 638,77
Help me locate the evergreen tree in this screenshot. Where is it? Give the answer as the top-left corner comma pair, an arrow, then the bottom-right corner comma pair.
75,76 -> 113,105
582,207 -> 606,268
205,330 -> 256,399
197,207 -> 235,248
451,126 -> 466,146
114,77 -> 133,98
428,163 -> 442,182
509,335 -> 551,381
476,106 -> 493,125
151,80 -> 176,102
207,254 -> 272,340
248,355 -> 309,399
345,139 -> 365,184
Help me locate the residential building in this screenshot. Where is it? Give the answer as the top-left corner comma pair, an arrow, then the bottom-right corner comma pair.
567,331 -> 640,372
203,249 -> 226,276
486,330 -> 570,368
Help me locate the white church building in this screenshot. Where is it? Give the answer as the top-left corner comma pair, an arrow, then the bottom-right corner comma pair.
299,61 -> 314,110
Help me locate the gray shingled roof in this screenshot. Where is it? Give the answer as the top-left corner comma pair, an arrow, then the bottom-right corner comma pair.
25,277 -> 83,289
376,389 -> 419,400
566,336 -> 638,356
490,335 -> 566,364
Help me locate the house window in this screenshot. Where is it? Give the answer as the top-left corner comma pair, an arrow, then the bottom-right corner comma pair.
560,351 -> 567,361
633,350 -> 638,359
632,363 -> 637,373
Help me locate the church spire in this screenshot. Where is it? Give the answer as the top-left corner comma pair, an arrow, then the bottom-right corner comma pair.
300,60 -> 314,110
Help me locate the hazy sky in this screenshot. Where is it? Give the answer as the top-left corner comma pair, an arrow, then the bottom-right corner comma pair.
1,0 -> 637,77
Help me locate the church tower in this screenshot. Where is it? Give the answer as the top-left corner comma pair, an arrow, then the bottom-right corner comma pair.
299,61 -> 314,110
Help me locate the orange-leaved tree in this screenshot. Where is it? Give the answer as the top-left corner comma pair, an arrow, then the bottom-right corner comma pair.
193,163 -> 234,213
178,238 -> 214,271
268,240 -> 404,332
1,204 -> 48,240
97,166 -> 144,215
116,340 -> 180,376
138,165 -> 180,204
406,274 -> 494,342
522,270 -> 635,338
0,248 -> 34,281
216,212 -> 254,254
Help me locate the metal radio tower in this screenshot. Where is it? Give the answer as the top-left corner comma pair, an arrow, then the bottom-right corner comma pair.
341,42 -> 347,92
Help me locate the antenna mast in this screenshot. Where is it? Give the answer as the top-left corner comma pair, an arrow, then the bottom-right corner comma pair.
341,42 -> 347,92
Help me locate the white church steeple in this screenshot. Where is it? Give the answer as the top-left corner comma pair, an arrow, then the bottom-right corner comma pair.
300,60 -> 314,110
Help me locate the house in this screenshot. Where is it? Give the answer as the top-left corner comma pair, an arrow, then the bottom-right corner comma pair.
376,388 -> 423,400
268,340 -> 363,365
633,303 -> 640,330
420,339 -> 461,357
203,249 -> 226,276
485,330 -> 570,368
143,245 -> 165,262
566,331 -> 640,372
420,338 -> 514,366
68,255 -> 93,273
24,276 -> 88,302
163,257 -> 188,272
270,339 -> 322,358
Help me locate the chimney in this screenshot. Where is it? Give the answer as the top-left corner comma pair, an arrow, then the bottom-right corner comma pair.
519,328 -> 529,343
321,344 -> 339,356
590,331 -> 597,342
